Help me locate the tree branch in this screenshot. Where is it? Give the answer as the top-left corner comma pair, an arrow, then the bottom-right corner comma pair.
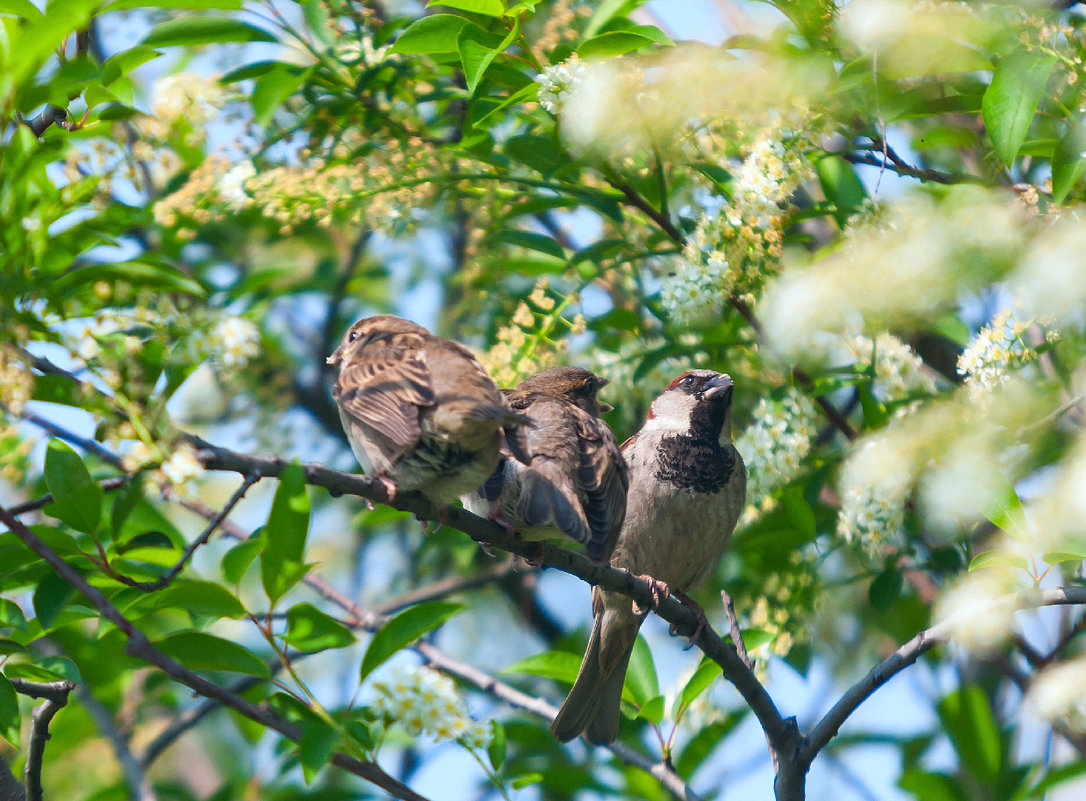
0,505 -> 433,801
10,680 -> 74,801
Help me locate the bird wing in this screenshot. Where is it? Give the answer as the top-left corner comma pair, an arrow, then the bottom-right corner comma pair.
332,344 -> 435,449
575,410 -> 629,562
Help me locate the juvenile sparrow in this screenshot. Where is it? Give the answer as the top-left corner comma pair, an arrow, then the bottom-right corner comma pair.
463,367 -> 628,563
327,315 -> 529,505
550,370 -> 747,745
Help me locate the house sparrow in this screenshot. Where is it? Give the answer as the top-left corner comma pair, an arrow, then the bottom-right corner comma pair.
463,367 -> 628,564
327,315 -> 529,505
550,370 -> 747,745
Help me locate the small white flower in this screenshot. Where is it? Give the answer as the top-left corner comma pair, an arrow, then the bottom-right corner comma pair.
737,388 -> 818,506
934,568 -> 1022,654
1027,656 -> 1086,727
218,161 -> 256,210
372,665 -> 490,747
659,256 -> 727,326
536,55 -> 587,115
836,436 -> 910,557
160,444 -> 205,488
210,316 -> 260,368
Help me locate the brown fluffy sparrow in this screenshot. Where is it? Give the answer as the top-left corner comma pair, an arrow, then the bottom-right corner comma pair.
327,315 -> 529,505
463,367 -> 628,563
550,369 -> 747,745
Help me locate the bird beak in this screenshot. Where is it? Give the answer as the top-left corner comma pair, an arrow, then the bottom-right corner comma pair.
598,400 -> 614,413
597,377 -> 611,388
702,374 -> 734,400
326,347 -> 343,366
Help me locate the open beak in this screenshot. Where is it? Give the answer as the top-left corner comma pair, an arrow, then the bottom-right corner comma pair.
326,347 -> 343,367
598,400 -> 614,413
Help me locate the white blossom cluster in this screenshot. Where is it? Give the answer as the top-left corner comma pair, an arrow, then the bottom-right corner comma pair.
841,332 -> 935,401
736,388 -> 818,505
660,130 -> 809,325
836,437 -> 909,558
1028,655 -> 1086,728
933,568 -> 1022,654
372,665 -> 492,749
208,316 -> 261,368
158,443 -> 206,490
218,160 -> 256,210
336,33 -> 395,67
145,73 -> 225,146
536,55 -> 587,114
957,307 -> 1038,396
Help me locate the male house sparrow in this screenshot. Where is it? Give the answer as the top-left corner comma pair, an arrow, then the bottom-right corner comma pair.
550,370 -> 747,745
327,315 -> 529,505
463,367 -> 628,564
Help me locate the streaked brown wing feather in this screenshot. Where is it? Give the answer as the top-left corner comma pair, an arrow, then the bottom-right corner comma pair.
576,412 -> 629,561
332,355 -> 435,448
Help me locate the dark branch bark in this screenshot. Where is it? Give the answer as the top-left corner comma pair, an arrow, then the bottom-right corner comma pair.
12,680 -> 74,801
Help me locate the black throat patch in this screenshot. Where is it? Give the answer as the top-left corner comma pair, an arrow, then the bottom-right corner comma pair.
654,436 -> 734,494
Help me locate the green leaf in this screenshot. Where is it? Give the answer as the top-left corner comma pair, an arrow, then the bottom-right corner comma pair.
584,0 -> 644,38
251,64 -> 309,127
154,631 -> 270,677
33,572 -> 75,630
0,676 -> 18,746
491,230 -> 565,259
982,48 -> 1058,168
261,464 -> 311,604
284,603 -> 355,651
636,694 -> 664,723
500,650 -> 581,682
968,548 -> 1028,572
222,536 -> 263,584
677,657 -> 719,713
299,716 -> 339,784
43,438 -> 103,534
154,581 -> 247,619
142,16 -> 277,47
869,567 -> 903,610
487,720 -> 506,769
899,769 -> 964,801
816,155 -> 867,227
504,133 -> 569,175
427,0 -> 504,16
0,640 -> 27,657
624,634 -> 657,706
391,14 -> 472,55
0,599 -> 27,632
577,31 -> 656,60
457,22 -> 510,95
1051,118 -> 1086,203
780,484 -> 816,540
54,261 -> 205,298
359,601 -> 464,681
1042,551 -> 1086,566
106,0 -> 241,8
937,686 -> 1001,790
511,773 -> 544,790
0,0 -> 42,18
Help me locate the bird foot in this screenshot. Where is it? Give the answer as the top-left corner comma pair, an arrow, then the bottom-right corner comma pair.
520,541 -> 546,567
669,590 -> 708,648
631,574 -> 670,615
419,506 -> 448,536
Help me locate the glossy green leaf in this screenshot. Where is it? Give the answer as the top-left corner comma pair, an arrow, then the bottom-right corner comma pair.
154,581 -> 247,619
360,601 -> 464,681
899,769 -> 963,801
982,48 -> 1057,167
937,685 -> 1001,790
816,155 -> 867,227
487,720 -> 506,768
33,572 -> 75,630
43,438 -> 103,534
154,631 -> 271,677
624,634 -> 657,706
284,602 -> 354,651
142,16 -> 277,47
511,773 -> 544,790
0,676 -> 18,746
968,548 -> 1028,572
0,598 -> 27,631
261,464 -> 311,604
501,650 -> 581,682
0,0 -> 41,18
491,230 -> 564,259
1051,118 -> 1086,203
54,261 -> 205,298
677,657 -> 719,712
457,23 -> 509,95
391,14 -> 472,54
636,694 -> 664,722
780,484 -> 816,540
0,640 -> 28,657
869,567 -> 903,610
222,536 -> 263,584
427,0 -> 504,16
584,0 -> 643,38
251,64 -> 309,127
299,716 -> 339,784
1042,550 -> 1086,566
577,31 -> 655,60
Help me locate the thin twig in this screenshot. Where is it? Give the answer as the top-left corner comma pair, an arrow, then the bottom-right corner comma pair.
8,476 -> 130,517
16,680 -> 74,801
720,590 -> 752,671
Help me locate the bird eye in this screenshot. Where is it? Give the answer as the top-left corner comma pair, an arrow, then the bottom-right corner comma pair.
348,330 -> 359,342
681,374 -> 694,386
